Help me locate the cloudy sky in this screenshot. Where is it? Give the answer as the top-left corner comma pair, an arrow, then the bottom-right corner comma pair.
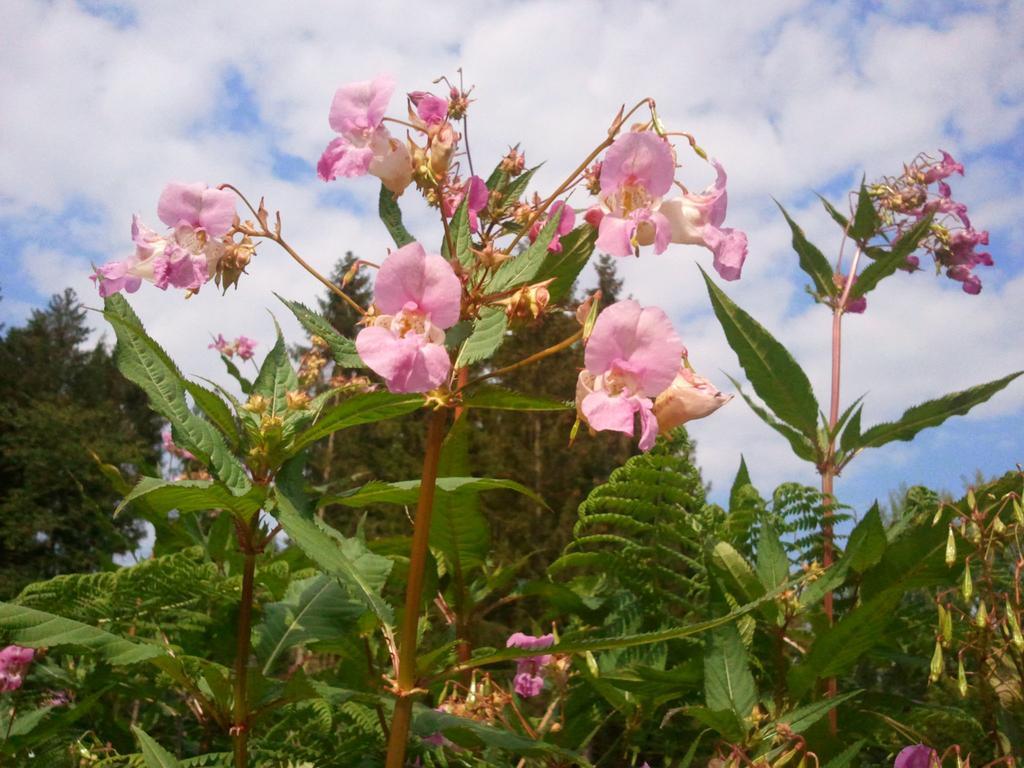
2,0 -> 1022,518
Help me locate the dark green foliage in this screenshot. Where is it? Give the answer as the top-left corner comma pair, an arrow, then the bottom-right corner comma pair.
0,289 -> 161,598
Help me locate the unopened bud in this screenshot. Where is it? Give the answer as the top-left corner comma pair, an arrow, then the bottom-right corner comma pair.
993,515 -> 1006,535
1013,499 -> 1023,525
260,414 -> 283,435
976,599 -> 988,629
583,161 -> 603,196
1007,604 -> 1024,651
962,564 -> 973,601
929,639 -> 944,682
243,394 -> 268,414
957,655 -> 968,697
967,521 -> 982,544
942,604 -> 953,645
945,526 -> 957,566
286,390 -> 311,411
499,146 -> 525,177
498,279 -> 553,321
966,488 -> 977,510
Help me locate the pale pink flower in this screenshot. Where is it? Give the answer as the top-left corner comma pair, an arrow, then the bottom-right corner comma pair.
409,91 -> 449,125
575,300 -> 684,452
653,367 -> 732,433
594,132 -> 675,257
659,160 -> 748,280
506,632 -> 554,698
894,745 -> 940,768
318,74 -> 413,196
355,242 -> 461,393
234,335 -> 258,361
0,645 -> 34,692
529,200 -> 576,253
156,182 -> 236,238
209,334 -> 233,356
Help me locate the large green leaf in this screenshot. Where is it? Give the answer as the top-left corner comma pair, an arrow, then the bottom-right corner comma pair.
0,602 -> 165,665
462,386 -> 571,411
182,380 -> 240,449
535,224 -> 599,304
454,307 -> 509,367
848,214 -> 933,301
132,726 -> 180,768
272,481 -> 395,627
379,184 -> 416,247
251,320 -> 299,416
441,196 -> 473,268
701,268 -> 819,439
275,294 -> 363,368
289,391 -> 423,452
726,376 -> 818,463
776,201 -> 836,299
115,477 -> 266,519
849,180 -> 882,242
703,620 -> 757,722
776,690 -> 860,734
487,208 -> 565,292
255,574 -> 363,675
430,418 -> 488,573
798,503 -> 885,609
320,477 -> 546,510
852,371 -> 1022,450
756,523 -> 788,590
102,295 -> 251,495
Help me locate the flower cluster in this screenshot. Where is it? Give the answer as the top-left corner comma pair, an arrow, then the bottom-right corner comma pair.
93,183 -> 242,297
0,645 -> 34,692
586,131 -> 748,280
575,300 -> 731,451
505,632 -> 555,698
209,334 -> 258,361
868,151 -> 991,294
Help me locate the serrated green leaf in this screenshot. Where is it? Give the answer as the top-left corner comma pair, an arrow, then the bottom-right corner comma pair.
726,375 -> 818,463
822,740 -> 866,768
461,386 -> 571,411
704,620 -> 757,722
430,417 -> 488,572
272,480 -> 395,627
488,208 -> 565,292
115,476 -> 266,519
0,602 -> 166,665
848,214 -> 934,301
777,690 -> 860,733
441,196 -> 473,268
290,391 -> 423,452
538,224 -> 599,304
219,353 -> 253,394
379,184 -> 416,247
756,524 -> 788,589
702,268 -> 819,439
132,726 -> 180,768
817,193 -> 849,229
849,180 -> 882,241
275,294 -> 364,368
454,307 -> 509,367
183,380 -> 240,449
682,707 -> 744,742
103,295 -> 251,495
839,404 -> 863,454
777,201 -> 836,298
854,371 -> 1022,450
320,476 -> 546,510
845,503 -> 886,573
729,456 -> 752,509
252,320 -> 298,416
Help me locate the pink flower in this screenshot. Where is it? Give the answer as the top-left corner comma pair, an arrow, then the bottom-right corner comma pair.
594,132 -> 675,258
921,150 -> 964,183
409,91 -> 449,125
209,334 -> 233,356
506,632 -> 554,698
318,74 -> 413,196
575,300 -> 684,452
156,182 -> 236,239
0,645 -> 34,692
234,335 -> 258,361
653,367 -> 733,433
355,242 -> 461,393
529,200 -> 576,253
894,745 -> 939,768
659,160 -> 748,280
443,176 -> 489,232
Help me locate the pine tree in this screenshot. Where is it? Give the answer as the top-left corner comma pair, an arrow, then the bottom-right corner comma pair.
0,288 -> 161,598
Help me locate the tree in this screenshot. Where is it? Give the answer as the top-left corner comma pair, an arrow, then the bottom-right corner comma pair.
0,288 -> 161,598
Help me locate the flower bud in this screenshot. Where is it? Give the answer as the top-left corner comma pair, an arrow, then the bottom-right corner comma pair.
929,639 -> 944,682
243,394 -> 268,414
286,390 -> 311,411
962,564 -> 973,601
1013,499 -> 1023,525
957,655 -> 968,697
945,526 -> 957,566
967,521 -> 981,544
966,488 -> 977,510
942,604 -> 953,645
497,279 -> 553,321
653,366 -> 733,434
499,146 -> 525,177
976,600 -> 988,629
1007,603 -> 1024,651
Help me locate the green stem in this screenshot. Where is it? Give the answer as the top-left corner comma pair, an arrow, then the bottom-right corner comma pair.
232,515 -> 260,768
384,409 -> 449,768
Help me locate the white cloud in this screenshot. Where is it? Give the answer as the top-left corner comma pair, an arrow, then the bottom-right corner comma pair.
2,0 -> 1022,509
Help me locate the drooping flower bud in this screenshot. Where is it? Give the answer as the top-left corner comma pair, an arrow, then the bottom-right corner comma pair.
957,656 -> 968,697
962,564 -> 973,601
653,366 -> 732,433
1007,603 -> 1024,651
928,639 -> 944,683
945,526 -> 957,567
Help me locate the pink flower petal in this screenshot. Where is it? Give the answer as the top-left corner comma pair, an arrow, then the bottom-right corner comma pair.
156,183 -> 236,237
329,74 -> 395,137
704,226 -> 748,281
600,132 -> 675,197
356,326 -> 451,393
318,136 -> 374,181
581,390 -> 639,436
584,300 -> 683,396
596,214 -> 636,257
373,243 -> 461,328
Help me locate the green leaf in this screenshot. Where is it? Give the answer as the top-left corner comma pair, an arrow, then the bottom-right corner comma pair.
777,690 -> 860,733
183,380 -> 240,449
817,193 -> 849,229
255,574 -> 363,675
102,294 -> 251,495
682,707 -> 744,742
726,376 -> 818,463
131,726 -> 180,768
0,602 -> 165,665
378,184 -> 416,247
702,268 -> 819,439
839,404 -> 863,454
488,207 -> 565,292
729,456 -> 752,509
822,740 -> 866,768
849,180 -> 882,241
537,224 -> 599,304
704,620 -> 757,722
115,477 -> 266,519
272,480 -> 395,626
441,196 -> 474,268
321,477 -> 547,510
756,524 -> 788,590
462,386 -> 571,411
251,320 -> 299,416
290,391 -> 423,452
776,201 -> 836,298
219,353 -> 253,394
845,503 -> 886,573
430,418 -> 488,572
275,294 -> 364,368
848,214 -> 934,301
853,371 -> 1022,450
710,542 -> 764,605
454,307 -> 509,367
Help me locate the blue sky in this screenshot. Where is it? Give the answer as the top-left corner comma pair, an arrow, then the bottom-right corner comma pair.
1,0 -> 1021,524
